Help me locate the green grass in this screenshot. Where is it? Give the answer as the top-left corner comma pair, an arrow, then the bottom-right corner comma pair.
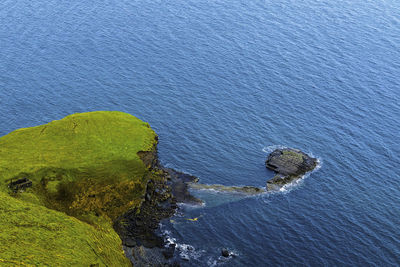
0,192 -> 130,266
0,111 -> 156,188
0,111 -> 158,266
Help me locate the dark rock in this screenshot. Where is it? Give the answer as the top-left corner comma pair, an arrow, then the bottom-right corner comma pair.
114,164 -> 202,266
113,139 -> 202,266
162,168 -> 199,183
8,177 -> 32,192
127,245 -> 178,267
181,254 -> 190,261
162,168 -> 203,205
162,244 -> 176,259
123,237 -> 137,247
145,193 -> 151,201
221,248 -> 230,257
266,148 -> 317,190
114,176 -> 176,250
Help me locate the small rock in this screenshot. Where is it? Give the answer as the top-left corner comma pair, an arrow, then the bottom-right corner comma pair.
162,243 -> 176,259
123,237 -> 136,247
181,254 -> 190,261
221,248 -> 230,257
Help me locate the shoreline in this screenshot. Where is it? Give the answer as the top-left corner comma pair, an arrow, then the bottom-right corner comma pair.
114,153 -> 204,266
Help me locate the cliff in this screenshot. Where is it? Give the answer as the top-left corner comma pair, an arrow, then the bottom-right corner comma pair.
0,111 -> 163,266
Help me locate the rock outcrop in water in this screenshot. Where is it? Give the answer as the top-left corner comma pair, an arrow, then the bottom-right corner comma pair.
265,148 -> 317,191
189,183 -> 265,195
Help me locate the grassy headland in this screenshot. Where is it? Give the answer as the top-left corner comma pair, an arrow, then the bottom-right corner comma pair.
0,111 -> 159,266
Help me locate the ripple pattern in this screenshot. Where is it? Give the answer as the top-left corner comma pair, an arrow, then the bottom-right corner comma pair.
1,0 -> 400,265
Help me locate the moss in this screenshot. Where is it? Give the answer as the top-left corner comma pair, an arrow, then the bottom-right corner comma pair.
281,150 -> 304,164
0,111 -> 159,266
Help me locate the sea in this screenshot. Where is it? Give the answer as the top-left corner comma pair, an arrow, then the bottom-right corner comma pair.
1,0 -> 399,265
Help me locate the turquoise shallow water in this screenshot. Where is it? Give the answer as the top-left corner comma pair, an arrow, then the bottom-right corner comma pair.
1,0 -> 400,265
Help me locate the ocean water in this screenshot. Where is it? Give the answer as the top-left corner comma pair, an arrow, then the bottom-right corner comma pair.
1,0 -> 400,265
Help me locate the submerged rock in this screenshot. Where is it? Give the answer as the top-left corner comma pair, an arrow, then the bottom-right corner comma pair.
221,248 -> 230,257
162,243 -> 176,259
189,183 -> 265,195
266,148 -> 317,190
162,167 -> 203,204
181,254 -> 190,261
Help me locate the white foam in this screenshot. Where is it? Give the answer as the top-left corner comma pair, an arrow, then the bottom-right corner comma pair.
262,145 -> 323,193
206,250 -> 240,266
262,144 -> 288,153
160,224 -> 205,262
177,201 -> 206,209
270,156 -> 323,194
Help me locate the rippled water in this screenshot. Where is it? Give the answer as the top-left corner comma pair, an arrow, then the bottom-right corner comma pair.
1,0 -> 400,265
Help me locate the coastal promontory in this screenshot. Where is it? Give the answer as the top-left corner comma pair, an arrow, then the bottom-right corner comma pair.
0,111 -> 172,266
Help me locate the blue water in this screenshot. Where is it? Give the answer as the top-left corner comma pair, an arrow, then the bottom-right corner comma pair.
1,0 -> 400,265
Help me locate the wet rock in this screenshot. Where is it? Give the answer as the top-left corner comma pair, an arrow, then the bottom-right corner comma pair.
189,183 -> 265,195
162,168 -> 203,204
127,245 -> 176,267
266,148 -> 317,190
162,168 -> 199,183
114,177 -> 177,250
145,193 -> 151,201
114,166 -> 200,266
162,244 -> 176,259
221,248 -> 230,257
181,254 -> 190,261
123,237 -> 137,247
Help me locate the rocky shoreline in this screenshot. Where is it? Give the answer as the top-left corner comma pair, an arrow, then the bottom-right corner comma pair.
114,176 -> 178,266
114,154 -> 204,266
115,147 -> 318,266
0,112 -> 320,266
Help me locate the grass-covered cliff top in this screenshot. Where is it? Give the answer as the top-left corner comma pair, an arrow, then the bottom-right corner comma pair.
0,111 -> 156,188
0,111 -> 159,266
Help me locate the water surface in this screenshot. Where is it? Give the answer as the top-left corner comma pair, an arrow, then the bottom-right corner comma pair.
1,0 -> 400,265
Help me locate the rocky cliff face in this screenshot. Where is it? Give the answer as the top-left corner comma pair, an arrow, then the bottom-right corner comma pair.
115,153 -> 205,266
114,174 -> 178,266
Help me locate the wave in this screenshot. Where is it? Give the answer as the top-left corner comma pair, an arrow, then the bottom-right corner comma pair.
161,223 -> 239,266
160,225 -> 205,262
177,201 -> 206,209
262,144 -> 288,153
207,250 -> 240,267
